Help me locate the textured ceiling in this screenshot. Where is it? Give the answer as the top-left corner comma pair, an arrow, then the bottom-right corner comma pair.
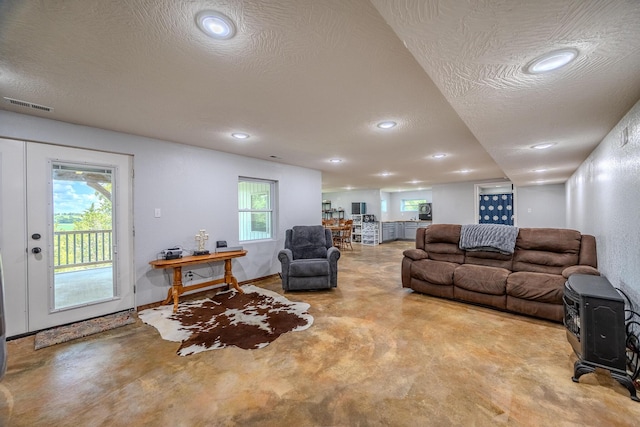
1,0 -> 639,192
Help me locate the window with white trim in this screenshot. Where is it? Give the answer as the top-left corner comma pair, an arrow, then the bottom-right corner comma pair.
238,177 -> 276,241
401,199 -> 426,212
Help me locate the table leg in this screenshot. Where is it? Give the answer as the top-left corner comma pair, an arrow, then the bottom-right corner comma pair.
171,267 -> 183,312
225,259 -> 244,294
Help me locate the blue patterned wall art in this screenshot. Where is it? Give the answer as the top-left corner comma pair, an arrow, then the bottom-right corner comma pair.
479,193 -> 514,225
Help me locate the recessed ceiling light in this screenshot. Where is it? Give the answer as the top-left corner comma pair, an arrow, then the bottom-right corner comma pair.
196,11 -> 236,40
458,169 -> 471,174
532,168 -> 548,172
432,153 -> 447,159
231,132 -> 250,139
329,158 -> 343,163
380,172 -> 391,177
524,48 -> 578,74
531,142 -> 555,150
377,121 -> 397,129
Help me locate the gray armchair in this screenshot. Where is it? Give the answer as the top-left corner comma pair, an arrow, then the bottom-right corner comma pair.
278,225 -> 340,291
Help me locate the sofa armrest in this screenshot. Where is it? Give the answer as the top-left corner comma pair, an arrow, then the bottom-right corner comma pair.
403,248 -> 429,261
562,265 -> 600,279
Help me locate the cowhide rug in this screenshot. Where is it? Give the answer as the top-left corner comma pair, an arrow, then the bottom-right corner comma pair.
138,285 -> 313,356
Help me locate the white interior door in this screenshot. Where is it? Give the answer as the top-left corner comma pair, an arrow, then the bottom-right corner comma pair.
0,139 -> 134,334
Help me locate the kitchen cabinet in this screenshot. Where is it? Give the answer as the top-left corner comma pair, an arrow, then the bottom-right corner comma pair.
382,222 -> 396,242
380,221 -> 430,242
403,222 -> 419,240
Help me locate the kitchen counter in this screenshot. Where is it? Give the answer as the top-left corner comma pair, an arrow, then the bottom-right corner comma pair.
380,221 -> 431,242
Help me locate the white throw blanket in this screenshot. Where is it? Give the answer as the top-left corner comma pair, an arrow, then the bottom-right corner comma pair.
459,224 -> 519,255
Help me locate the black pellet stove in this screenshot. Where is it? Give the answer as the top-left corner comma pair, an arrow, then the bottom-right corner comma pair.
564,274 -> 638,401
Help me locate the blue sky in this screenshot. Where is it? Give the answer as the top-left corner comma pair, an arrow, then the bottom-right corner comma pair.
53,180 -> 98,214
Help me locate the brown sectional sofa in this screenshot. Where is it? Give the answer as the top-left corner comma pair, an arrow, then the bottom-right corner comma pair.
401,224 -> 600,322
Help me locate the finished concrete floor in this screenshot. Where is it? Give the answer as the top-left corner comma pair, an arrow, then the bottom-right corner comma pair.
2,241 -> 640,426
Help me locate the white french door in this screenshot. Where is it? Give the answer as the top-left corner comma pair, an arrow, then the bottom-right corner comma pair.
0,139 -> 134,335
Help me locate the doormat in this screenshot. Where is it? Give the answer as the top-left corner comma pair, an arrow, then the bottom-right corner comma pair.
138,285 -> 313,356
34,310 -> 137,350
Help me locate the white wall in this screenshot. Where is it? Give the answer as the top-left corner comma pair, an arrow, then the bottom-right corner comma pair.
0,111 -> 320,310
432,182 -> 477,224
388,190 -> 432,221
321,189 -> 381,219
380,191 -> 391,222
567,99 -> 640,304
516,184 -> 566,228
433,180 -> 566,226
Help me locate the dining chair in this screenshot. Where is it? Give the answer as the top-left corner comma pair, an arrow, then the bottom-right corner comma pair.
331,220 -> 352,250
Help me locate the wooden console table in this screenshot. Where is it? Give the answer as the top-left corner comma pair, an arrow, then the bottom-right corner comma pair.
149,250 -> 247,312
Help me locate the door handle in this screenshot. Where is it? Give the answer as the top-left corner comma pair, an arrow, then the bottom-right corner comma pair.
32,247 -> 42,254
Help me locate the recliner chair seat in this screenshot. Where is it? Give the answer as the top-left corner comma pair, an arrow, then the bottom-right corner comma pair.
290,259 -> 330,277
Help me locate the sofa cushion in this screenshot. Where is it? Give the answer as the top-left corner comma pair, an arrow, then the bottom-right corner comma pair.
411,259 -> 457,286
464,250 -> 513,270
454,264 -> 509,296
512,228 -> 581,274
425,243 -> 465,263
424,224 -> 461,245
423,224 -> 465,264
506,271 -> 565,304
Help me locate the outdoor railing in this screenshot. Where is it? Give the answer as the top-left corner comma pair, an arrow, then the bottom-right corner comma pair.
53,230 -> 112,269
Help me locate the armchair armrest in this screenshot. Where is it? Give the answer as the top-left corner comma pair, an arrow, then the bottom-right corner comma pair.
278,248 -> 293,265
278,249 -> 293,289
328,246 -> 341,264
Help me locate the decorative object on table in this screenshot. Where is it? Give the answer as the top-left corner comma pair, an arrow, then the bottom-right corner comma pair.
193,229 -> 210,256
216,245 -> 244,253
160,247 -> 182,260
138,285 -> 313,356
278,225 -> 340,291
34,310 -> 137,350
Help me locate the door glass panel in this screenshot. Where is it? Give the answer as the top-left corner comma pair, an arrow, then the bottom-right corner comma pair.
52,163 -> 116,310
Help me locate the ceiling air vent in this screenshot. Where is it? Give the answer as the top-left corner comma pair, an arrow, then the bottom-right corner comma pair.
3,97 -> 53,112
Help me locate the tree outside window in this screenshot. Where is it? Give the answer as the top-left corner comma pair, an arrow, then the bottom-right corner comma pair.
238,178 -> 276,241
